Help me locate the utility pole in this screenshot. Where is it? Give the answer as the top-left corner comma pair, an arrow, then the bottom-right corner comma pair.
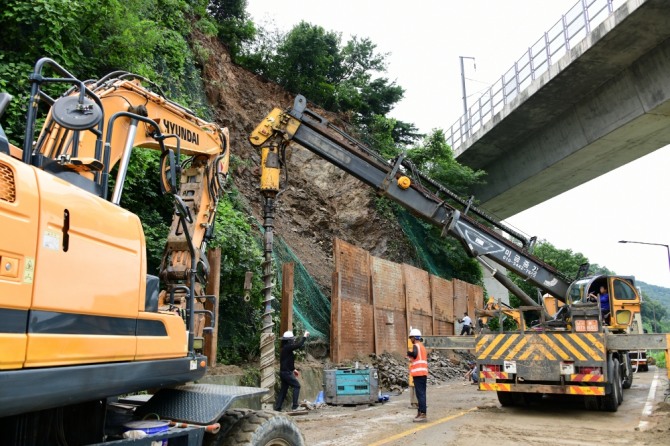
459,56 -> 476,137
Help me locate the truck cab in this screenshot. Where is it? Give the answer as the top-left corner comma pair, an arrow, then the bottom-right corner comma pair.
566,275 -> 641,333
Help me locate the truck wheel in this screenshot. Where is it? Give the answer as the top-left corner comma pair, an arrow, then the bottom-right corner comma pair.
219,410 -> 304,446
615,358 -> 624,405
601,358 -> 620,412
622,354 -> 633,390
497,391 -> 522,407
206,409 -> 253,446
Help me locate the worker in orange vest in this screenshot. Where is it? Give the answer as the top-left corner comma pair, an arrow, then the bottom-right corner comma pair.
407,328 -> 428,422
407,335 -> 418,409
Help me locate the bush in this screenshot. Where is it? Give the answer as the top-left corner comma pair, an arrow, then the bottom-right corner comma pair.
649,350 -> 666,369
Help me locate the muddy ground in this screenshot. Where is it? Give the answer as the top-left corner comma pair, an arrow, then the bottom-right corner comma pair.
292,367 -> 670,445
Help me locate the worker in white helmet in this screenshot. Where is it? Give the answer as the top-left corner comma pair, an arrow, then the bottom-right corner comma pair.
274,330 -> 309,411
407,328 -> 428,422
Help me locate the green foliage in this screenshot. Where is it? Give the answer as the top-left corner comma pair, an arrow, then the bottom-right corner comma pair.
265,21 -> 341,108
114,151 -> 174,274
240,366 -> 261,387
406,130 -> 486,196
638,281 -> 670,331
209,0 -> 256,59
210,188 -> 264,364
487,315 -> 518,332
239,20 -> 407,133
640,291 -> 669,333
649,350 -> 666,368
509,241 -> 587,307
0,0 -> 214,143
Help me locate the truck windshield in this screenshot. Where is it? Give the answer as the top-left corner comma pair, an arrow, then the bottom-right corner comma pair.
568,279 -> 590,304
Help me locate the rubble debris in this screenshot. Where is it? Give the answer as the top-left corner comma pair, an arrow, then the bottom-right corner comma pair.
369,350 -> 476,391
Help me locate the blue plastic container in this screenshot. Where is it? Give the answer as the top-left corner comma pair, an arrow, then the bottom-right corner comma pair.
124,420 -> 169,445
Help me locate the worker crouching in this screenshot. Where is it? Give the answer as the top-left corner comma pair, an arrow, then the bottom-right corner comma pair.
407,328 -> 428,422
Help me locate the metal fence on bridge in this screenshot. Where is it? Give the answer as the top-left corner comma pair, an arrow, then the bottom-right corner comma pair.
447,0 -> 627,151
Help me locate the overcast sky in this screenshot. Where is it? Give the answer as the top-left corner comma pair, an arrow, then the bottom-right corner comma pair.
247,0 -> 670,289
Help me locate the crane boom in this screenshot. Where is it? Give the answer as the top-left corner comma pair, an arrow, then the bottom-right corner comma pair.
250,95 -> 571,304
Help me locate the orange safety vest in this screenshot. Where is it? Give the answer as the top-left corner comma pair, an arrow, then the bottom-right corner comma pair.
409,341 -> 428,377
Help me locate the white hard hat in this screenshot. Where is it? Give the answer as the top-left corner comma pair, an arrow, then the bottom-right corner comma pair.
281,331 -> 294,340
409,328 -> 422,338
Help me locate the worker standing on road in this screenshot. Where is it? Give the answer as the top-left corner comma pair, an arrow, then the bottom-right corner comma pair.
407,333 -> 418,409
274,330 -> 309,412
459,312 -> 473,335
407,328 -> 428,422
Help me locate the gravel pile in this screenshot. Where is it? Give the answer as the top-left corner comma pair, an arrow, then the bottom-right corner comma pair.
370,350 -> 476,391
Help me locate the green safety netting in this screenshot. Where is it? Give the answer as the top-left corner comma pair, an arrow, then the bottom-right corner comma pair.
271,235 -> 331,342
254,222 -> 331,343
252,207 -> 473,346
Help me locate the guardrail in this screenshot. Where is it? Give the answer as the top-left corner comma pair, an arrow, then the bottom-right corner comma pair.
447,0 -> 627,151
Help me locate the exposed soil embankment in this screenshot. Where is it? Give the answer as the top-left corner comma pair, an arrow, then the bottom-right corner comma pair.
193,31 -> 412,292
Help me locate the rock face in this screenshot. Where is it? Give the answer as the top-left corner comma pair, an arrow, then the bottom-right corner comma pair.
194,31 -> 413,292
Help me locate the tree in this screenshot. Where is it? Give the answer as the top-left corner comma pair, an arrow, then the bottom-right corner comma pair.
407,129 -> 486,196
264,21 -> 341,108
508,241 -> 588,306
208,0 -> 255,59
240,21 -> 409,134
641,292 -> 668,333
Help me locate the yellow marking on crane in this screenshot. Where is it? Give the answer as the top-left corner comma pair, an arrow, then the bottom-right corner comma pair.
477,334 -> 507,359
554,334 -> 587,361
505,335 -> 528,360
569,334 -> 604,361
491,334 -> 519,360
540,334 -> 570,360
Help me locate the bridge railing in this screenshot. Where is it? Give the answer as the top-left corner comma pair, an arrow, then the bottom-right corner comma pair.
447,0 -> 627,151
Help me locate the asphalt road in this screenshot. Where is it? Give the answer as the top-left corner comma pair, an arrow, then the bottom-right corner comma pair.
296,367 -> 670,445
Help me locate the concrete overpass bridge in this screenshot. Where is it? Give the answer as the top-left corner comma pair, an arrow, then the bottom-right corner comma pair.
447,0 -> 670,219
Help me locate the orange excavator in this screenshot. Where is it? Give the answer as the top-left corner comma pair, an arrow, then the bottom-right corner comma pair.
0,59 -> 302,445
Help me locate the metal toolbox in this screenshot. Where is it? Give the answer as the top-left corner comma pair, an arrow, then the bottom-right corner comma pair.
323,367 -> 379,405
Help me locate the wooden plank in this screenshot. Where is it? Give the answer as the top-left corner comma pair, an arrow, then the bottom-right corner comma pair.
371,273 -> 379,355
280,262 -> 295,335
330,271 -> 341,363
204,248 -> 221,367
430,275 -> 436,337
404,272 -> 410,337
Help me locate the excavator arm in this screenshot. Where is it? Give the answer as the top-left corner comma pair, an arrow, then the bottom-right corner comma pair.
7,58 -> 230,360
250,95 -> 572,306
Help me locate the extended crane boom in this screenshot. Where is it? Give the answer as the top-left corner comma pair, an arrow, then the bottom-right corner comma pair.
251,95 -> 669,413
250,95 -> 571,306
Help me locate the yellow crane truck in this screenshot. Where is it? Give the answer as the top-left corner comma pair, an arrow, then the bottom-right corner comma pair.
0,59 -> 303,445
250,94 -> 669,413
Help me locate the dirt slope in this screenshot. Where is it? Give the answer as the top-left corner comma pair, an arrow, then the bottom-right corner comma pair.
194,31 -> 411,291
